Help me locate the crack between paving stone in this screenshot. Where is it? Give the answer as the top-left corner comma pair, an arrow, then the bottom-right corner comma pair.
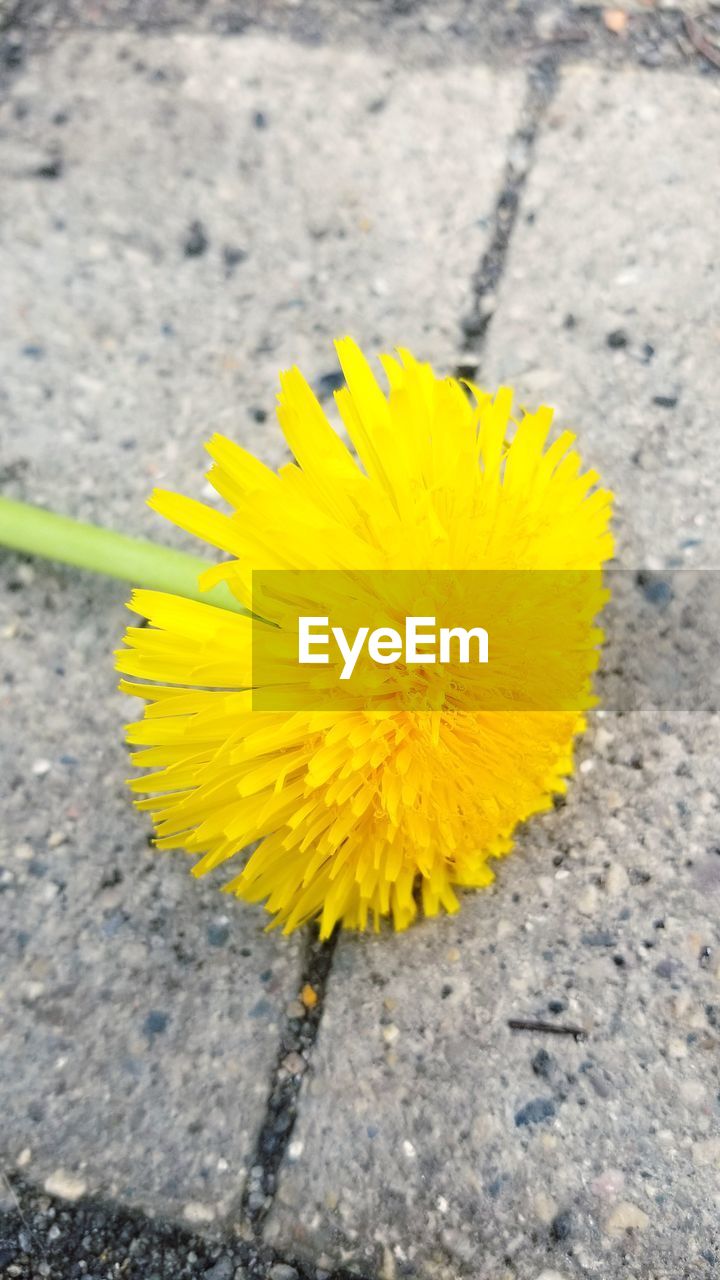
455,57 -> 559,382
0,930 -> 367,1280
0,932 -> 365,1279
2,5 -> 717,77
239,924 -> 339,1239
0,7 -> 714,1278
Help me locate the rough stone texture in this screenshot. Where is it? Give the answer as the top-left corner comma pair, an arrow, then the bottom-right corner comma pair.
4,0 -> 719,95
1,32 -> 519,536
0,564 -> 305,1223
265,70 -> 720,1280
482,68 -> 720,570
0,30 -> 521,1230
0,1174 -> 309,1280
0,0 -> 583,59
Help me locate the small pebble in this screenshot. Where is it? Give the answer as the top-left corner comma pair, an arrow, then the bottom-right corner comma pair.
692,1137 -> 720,1166
269,1266 -> 299,1280
550,1209 -> 572,1241
143,1010 -> 169,1038
203,1258 -> 234,1280
515,1098 -> 555,1127
605,1202 -> 649,1236
207,922 -> 229,947
533,1190 -> 558,1224
281,1052 -> 306,1076
606,328 -> 628,349
32,759 -> 51,777
604,863 -> 629,896
577,885 -> 598,916
44,1169 -> 87,1201
183,1201 -> 216,1225
582,929 -> 616,947
591,1168 -> 625,1199
679,1079 -> 706,1105
183,220 -> 208,257
2,37 -> 24,68
36,156 -> 63,179
532,1048 -> 554,1079
313,371 -> 345,401
223,245 -> 247,271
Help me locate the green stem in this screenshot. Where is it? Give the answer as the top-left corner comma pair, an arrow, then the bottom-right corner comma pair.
0,497 -> 242,613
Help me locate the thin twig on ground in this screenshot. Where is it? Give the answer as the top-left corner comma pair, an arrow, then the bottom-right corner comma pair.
508,1018 -> 587,1041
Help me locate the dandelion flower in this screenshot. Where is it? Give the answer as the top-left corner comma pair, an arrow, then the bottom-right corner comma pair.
117,339 -> 613,936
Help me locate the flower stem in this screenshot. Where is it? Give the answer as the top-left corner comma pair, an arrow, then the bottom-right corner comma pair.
0,497 -> 242,612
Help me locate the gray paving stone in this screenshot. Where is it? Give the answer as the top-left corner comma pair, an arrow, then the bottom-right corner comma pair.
265,70 -> 720,1279
483,67 -> 720,569
0,33 -> 522,1224
1,33 -> 520,533
0,566 -> 303,1223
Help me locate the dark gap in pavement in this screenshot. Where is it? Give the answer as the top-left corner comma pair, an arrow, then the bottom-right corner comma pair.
2,3 -> 716,78
240,924 -> 339,1233
455,58 -> 559,381
0,1172 -> 373,1280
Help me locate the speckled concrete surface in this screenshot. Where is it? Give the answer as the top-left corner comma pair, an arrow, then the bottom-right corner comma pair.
0,24 -> 521,1247
482,69 -> 720,570
265,69 -> 720,1280
0,33 -> 520,532
2,9 -> 720,1280
0,563 -> 305,1223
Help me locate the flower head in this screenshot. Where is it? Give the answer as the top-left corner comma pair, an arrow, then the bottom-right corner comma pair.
117,339 -> 613,936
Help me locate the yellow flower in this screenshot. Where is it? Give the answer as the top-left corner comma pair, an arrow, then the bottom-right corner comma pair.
117,339 -> 613,937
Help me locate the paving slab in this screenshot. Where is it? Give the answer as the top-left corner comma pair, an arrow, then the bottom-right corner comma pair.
0,568 -> 305,1226
482,67 -> 720,569
1,32 -> 520,532
265,69 -> 720,1279
0,31 -> 522,1228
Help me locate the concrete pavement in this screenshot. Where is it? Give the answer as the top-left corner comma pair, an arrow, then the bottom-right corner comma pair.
1,6 -> 719,1280
266,65 -> 720,1280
